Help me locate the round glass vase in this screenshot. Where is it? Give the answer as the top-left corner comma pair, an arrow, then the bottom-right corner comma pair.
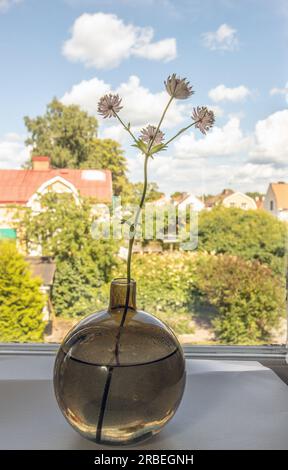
53,278 -> 186,446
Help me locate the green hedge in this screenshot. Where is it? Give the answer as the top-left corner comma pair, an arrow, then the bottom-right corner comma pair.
57,250 -> 285,344
0,242 -> 45,342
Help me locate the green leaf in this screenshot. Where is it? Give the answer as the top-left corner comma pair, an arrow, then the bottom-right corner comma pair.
148,144 -> 168,156
131,140 -> 148,153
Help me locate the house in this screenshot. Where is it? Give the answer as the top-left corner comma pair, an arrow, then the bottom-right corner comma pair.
149,195 -> 171,207
26,256 -> 56,322
222,192 -> 257,210
264,182 -> 288,220
0,155 -> 112,240
205,189 -> 257,210
205,189 -> 234,209
176,193 -> 205,212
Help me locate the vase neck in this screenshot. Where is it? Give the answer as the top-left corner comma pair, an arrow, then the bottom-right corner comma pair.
109,278 -> 137,311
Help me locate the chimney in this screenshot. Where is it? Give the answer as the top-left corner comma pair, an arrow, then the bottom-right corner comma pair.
32,156 -> 50,171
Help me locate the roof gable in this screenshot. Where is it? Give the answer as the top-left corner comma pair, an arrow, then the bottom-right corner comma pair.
223,191 -> 257,208
271,183 -> 288,210
0,168 -> 112,204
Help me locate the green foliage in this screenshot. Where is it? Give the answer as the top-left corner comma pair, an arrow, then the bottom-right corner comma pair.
24,99 -> 99,168
80,138 -> 129,196
0,242 -> 45,342
245,191 -> 264,199
18,193 -> 118,318
171,191 -> 186,201
108,251 -> 284,342
130,182 -> 164,203
194,254 -> 285,344
198,207 -> 286,274
24,100 -> 129,196
110,252 -> 196,334
52,256 -> 109,317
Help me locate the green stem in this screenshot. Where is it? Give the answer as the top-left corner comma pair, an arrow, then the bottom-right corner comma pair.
126,153 -> 149,282
124,98 -> 173,281
148,96 -> 174,152
114,112 -> 138,145
164,119 -> 201,147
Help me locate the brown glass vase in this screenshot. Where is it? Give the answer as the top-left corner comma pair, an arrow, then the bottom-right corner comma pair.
53,278 -> 186,446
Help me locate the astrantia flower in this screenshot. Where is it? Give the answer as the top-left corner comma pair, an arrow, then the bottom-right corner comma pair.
140,125 -> 165,145
97,94 -> 123,118
164,74 -> 194,100
192,106 -> 215,134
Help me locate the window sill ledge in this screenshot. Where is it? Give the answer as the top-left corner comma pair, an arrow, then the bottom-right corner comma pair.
0,353 -> 288,449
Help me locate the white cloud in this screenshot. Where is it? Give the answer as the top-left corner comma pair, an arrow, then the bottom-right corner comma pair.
270,87 -> 287,96
63,12 -> 176,69
62,76 -> 288,194
204,105 -> 224,117
61,75 -> 189,129
229,163 -> 286,186
250,110 -> 288,163
0,134 -> 29,169
61,77 -> 110,115
174,117 -> 251,159
270,83 -> 288,102
137,152 -> 287,196
100,125 -> 131,146
0,0 -> 22,12
209,84 -> 251,103
151,111 -> 288,194
201,23 -> 239,51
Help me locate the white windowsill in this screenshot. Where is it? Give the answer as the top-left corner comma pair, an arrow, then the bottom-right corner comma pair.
0,344 -> 288,449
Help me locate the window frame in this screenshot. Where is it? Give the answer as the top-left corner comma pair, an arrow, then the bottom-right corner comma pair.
0,343 -> 287,361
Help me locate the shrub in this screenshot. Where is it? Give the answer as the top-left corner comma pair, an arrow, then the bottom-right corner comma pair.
0,242 -> 45,342
52,255 -> 111,318
110,252 -> 196,334
194,253 -> 285,344
198,207 -> 286,274
18,192 -> 119,318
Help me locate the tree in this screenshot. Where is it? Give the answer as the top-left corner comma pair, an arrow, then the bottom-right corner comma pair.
82,138 -> 129,196
0,242 -> 45,342
130,182 -> 164,203
195,254 -> 285,344
171,191 -> 186,201
24,99 -> 130,196
18,193 -> 118,317
246,191 -> 264,200
198,207 -> 286,274
24,99 -> 99,168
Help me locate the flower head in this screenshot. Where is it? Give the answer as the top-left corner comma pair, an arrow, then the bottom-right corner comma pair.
97,94 -> 122,118
192,106 -> 215,134
164,74 -> 194,100
140,125 -> 165,145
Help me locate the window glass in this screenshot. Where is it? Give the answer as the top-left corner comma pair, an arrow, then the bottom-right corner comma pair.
0,0 -> 287,348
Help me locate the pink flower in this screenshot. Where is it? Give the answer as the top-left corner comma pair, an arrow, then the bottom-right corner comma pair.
192,107 -> 215,134
98,94 -> 123,118
140,125 -> 165,145
164,74 -> 194,99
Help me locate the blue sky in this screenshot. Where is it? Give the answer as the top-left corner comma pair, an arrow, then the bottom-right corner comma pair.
0,0 -> 287,195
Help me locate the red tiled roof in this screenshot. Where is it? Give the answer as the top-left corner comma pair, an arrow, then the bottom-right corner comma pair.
0,168 -> 112,204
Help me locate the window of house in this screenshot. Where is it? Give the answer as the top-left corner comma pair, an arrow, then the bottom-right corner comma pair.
270,201 -> 274,211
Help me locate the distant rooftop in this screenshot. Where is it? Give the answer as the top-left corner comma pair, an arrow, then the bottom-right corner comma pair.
0,156 -> 112,204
